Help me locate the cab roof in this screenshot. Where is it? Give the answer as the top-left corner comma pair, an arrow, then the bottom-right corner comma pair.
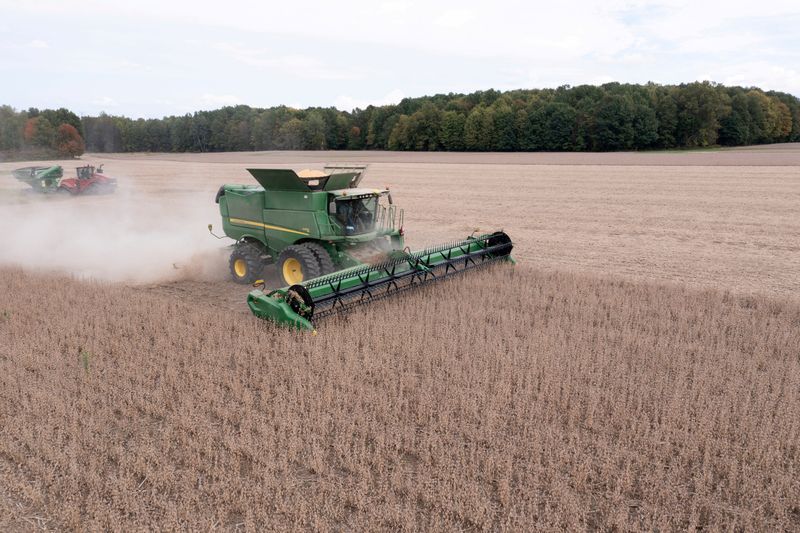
329,188 -> 387,198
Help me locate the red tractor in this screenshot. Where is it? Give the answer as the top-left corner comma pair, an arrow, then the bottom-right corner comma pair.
58,164 -> 117,195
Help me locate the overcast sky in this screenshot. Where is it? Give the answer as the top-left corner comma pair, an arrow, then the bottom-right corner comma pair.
1,0 -> 798,118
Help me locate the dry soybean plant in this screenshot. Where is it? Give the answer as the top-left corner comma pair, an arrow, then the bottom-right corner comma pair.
0,265 -> 798,531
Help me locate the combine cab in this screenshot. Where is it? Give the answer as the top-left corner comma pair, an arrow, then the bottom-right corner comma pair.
214,165 -> 514,330
12,164 -> 116,195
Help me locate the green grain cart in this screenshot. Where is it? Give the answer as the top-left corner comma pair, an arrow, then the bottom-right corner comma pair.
214,166 -> 513,329
12,165 -> 64,192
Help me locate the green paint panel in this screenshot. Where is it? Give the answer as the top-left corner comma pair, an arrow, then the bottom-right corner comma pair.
322,172 -> 358,191
247,169 -> 310,192
217,167 -> 405,279
13,165 -> 64,192
247,290 -> 314,331
262,190 -> 325,211
224,187 -> 264,222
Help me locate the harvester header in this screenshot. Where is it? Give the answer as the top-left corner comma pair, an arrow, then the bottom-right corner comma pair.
248,231 -> 514,330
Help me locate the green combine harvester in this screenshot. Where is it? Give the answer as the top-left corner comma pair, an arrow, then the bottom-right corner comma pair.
213,165 -> 513,330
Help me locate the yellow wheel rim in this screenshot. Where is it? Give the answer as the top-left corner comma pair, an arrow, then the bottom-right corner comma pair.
282,257 -> 303,284
233,258 -> 247,278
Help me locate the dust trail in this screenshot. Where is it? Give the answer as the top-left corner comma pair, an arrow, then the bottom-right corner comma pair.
0,183 -> 229,283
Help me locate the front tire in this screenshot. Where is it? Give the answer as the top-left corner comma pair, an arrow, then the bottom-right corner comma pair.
229,242 -> 266,284
277,245 -> 322,285
303,242 -> 336,276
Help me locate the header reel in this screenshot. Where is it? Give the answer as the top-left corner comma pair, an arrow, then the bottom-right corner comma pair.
247,231 -> 514,331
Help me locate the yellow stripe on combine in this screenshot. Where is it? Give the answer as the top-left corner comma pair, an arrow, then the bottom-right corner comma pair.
229,217 -> 310,236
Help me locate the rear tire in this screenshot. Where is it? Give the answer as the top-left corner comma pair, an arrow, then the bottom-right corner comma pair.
229,242 -> 266,284
303,242 -> 336,276
277,245 -> 322,285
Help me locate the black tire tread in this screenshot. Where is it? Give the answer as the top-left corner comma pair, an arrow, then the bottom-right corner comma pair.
278,245 -> 322,284
302,242 -> 336,276
229,241 -> 266,284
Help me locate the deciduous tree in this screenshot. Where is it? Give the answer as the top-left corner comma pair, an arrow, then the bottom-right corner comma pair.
55,123 -> 85,157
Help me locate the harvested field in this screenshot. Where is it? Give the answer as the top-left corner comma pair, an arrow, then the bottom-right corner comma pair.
1,266 -> 799,530
1,145 -> 798,296
0,146 -> 799,530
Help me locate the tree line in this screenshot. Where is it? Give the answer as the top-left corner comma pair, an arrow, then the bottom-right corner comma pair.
2,82 -> 798,157
0,106 -> 85,158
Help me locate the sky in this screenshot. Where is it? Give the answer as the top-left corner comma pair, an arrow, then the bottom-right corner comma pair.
1,0 -> 799,118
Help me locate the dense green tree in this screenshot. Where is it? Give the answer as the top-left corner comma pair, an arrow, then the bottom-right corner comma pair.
675,82 -> 729,147
387,115 -> 410,150
464,105 -> 494,151
5,82 -> 797,157
520,102 -> 578,151
592,95 -> 637,150
632,103 -> 659,148
491,102 -> 516,151
167,115 -> 192,152
440,111 -> 466,151
768,91 -> 800,141
189,113 -> 211,152
302,111 -> 327,150
40,108 -> 83,137
653,88 -> 679,148
276,118 -> 304,149
720,93 -> 752,146
24,116 -> 56,148
405,104 -> 442,150
0,105 -> 25,151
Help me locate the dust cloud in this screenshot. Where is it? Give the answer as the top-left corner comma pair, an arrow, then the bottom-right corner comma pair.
0,186 -> 229,283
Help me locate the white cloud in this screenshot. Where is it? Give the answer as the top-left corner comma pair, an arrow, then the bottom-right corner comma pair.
0,1 -> 638,59
705,63 -> 800,95
213,42 -> 364,80
435,9 -> 476,28
113,59 -> 150,71
335,89 -> 405,111
92,96 -> 119,107
378,1 -> 411,13
1,0 -> 799,117
198,93 -> 240,107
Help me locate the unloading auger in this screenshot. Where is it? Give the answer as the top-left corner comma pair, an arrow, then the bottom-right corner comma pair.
247,231 -> 514,330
